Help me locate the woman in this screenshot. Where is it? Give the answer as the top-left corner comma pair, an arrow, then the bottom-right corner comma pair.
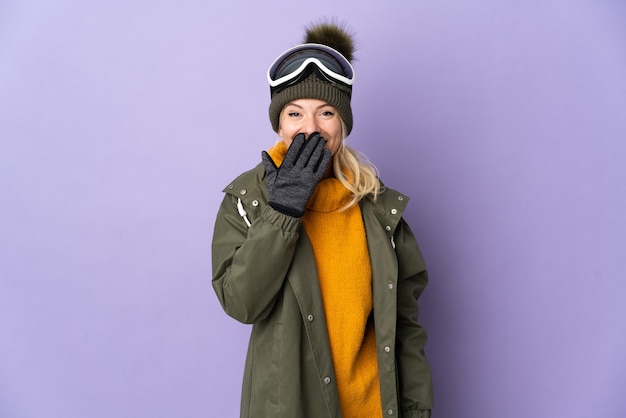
212,22 -> 434,418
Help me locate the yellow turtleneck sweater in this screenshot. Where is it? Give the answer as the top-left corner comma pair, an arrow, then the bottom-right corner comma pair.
268,142 -> 382,417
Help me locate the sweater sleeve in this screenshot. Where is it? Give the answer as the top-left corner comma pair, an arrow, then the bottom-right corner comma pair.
212,194 -> 301,324
393,218 -> 435,414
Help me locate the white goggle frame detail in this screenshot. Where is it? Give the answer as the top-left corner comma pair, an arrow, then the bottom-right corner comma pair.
267,43 -> 355,88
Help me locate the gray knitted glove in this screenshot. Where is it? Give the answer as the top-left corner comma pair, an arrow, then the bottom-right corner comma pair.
262,132 -> 332,218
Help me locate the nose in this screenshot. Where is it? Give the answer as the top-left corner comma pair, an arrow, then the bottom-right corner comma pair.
300,116 -> 320,137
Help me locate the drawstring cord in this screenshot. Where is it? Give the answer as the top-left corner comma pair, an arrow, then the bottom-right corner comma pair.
237,198 -> 252,228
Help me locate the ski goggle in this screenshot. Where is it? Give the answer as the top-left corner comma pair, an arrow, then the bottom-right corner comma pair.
267,43 -> 355,95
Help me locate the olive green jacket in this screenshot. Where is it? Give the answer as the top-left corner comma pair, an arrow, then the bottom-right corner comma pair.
212,163 -> 434,418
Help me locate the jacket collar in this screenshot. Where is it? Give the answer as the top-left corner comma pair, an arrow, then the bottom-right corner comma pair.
223,162 -> 410,229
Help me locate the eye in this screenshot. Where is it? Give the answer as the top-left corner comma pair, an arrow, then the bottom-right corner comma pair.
287,111 -> 300,117
320,110 -> 335,118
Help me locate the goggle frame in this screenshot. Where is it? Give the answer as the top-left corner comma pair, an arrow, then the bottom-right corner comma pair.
267,43 -> 355,93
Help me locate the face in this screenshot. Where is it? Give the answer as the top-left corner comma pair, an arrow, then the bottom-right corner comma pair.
278,99 -> 343,155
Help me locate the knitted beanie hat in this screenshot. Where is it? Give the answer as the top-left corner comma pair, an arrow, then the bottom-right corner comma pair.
267,23 -> 356,135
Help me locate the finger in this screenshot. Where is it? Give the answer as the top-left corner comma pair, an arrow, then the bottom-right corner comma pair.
283,133 -> 306,166
296,133 -> 322,168
308,136 -> 327,170
313,147 -> 332,175
261,151 -> 278,172
306,132 -> 321,142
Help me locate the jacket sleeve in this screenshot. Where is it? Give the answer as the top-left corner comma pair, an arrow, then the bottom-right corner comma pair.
211,194 -> 301,324
393,218 -> 435,416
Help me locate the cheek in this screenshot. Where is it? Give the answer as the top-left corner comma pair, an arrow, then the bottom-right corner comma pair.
323,125 -> 343,154
278,129 -> 293,148
327,138 -> 341,155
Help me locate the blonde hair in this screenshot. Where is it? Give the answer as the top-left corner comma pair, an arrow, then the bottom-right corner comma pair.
333,121 -> 382,211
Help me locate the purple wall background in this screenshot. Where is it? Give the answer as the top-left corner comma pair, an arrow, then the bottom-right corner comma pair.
1,1 -> 625,417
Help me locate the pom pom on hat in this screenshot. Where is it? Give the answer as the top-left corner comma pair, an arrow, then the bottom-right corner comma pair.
304,21 -> 355,62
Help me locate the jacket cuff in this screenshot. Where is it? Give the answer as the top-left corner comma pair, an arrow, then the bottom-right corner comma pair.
261,205 -> 301,232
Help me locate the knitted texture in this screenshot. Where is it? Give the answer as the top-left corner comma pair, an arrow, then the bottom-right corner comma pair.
267,142 -> 382,417
269,73 -> 353,135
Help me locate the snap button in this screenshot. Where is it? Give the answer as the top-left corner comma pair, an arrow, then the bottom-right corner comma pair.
388,283 -> 394,290
307,314 -> 314,322
227,184 -> 234,189
323,377 -> 331,385
387,408 -> 394,415
384,346 -> 391,353
391,208 -> 397,215
252,200 -> 259,207
385,226 -> 391,231
397,196 -> 404,201
239,189 -> 247,195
